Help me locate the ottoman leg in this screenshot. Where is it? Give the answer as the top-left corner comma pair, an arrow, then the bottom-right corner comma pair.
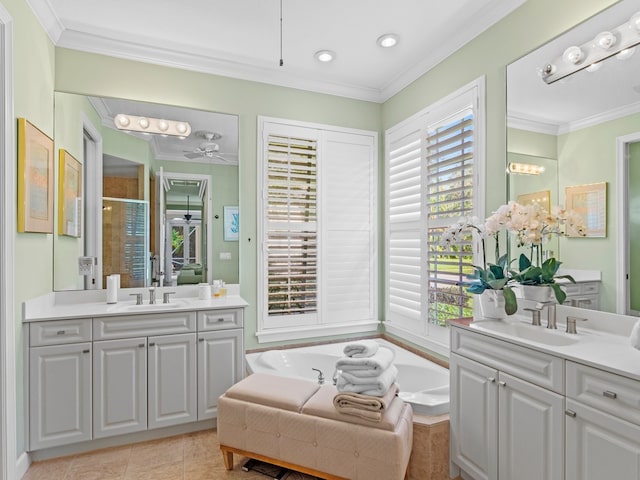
221,447 -> 234,470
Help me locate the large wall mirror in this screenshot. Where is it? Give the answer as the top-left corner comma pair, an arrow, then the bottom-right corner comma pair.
507,0 -> 640,314
53,93 -> 239,291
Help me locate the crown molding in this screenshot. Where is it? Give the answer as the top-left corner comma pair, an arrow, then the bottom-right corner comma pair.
380,0 -> 527,102
25,0 -> 63,43
557,100 -> 640,135
507,115 -> 560,135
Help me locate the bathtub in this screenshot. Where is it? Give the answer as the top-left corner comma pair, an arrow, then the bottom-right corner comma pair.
245,338 -> 449,416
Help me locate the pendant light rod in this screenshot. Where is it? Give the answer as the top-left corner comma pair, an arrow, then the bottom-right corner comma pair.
279,0 -> 284,66
184,195 -> 192,223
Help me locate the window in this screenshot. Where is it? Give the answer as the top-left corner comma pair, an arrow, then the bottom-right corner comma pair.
385,79 -> 485,356
258,118 -> 378,343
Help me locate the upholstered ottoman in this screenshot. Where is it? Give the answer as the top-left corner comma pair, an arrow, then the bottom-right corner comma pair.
217,373 -> 413,480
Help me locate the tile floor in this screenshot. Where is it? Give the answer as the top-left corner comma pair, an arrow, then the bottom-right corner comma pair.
22,429 -> 300,480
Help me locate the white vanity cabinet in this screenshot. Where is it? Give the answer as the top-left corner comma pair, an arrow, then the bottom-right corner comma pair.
562,281 -> 600,310
26,302 -> 246,452
29,341 -> 92,450
565,361 -> 640,480
197,309 -> 244,420
450,326 -> 565,480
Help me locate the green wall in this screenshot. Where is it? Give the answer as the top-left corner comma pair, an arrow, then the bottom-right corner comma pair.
558,113 -> 640,312
6,0 -> 619,457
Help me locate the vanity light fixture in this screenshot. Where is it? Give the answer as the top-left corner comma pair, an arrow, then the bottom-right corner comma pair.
508,162 -> 545,175
377,33 -> 399,48
541,10 -> 640,84
114,114 -> 191,138
314,50 -> 335,62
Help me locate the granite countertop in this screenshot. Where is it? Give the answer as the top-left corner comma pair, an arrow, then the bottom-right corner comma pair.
23,286 -> 248,322
449,309 -> 640,382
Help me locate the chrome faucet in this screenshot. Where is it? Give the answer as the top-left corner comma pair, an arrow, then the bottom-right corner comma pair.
566,316 -> 587,334
149,287 -> 156,305
537,301 -> 557,329
311,368 -> 325,385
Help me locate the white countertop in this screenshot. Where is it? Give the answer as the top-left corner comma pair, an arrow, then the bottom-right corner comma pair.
23,286 -> 248,322
450,306 -> 640,382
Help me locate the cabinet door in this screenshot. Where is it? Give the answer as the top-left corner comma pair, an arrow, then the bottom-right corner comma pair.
197,329 -> 243,420
566,399 -> 640,480
450,353 -> 498,480
93,338 -> 147,438
498,371 -> 564,480
148,333 -> 197,429
29,343 -> 92,450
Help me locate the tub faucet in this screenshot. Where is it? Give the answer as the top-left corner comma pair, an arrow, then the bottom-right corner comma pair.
311,368 -> 325,385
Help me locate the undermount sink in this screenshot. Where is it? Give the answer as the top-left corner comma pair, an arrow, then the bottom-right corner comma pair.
107,299 -> 186,313
471,320 -> 580,346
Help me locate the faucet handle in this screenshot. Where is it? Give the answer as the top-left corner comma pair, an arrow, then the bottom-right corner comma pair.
163,291 -> 176,304
523,307 -> 542,326
129,293 -> 143,305
566,316 -> 587,334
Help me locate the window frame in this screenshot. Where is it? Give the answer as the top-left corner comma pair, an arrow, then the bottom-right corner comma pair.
384,78 -> 486,357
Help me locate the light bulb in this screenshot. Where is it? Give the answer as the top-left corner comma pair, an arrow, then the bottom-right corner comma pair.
630,12 -> 640,32
315,50 -> 335,62
138,117 -> 150,129
115,114 -> 130,128
595,31 -> 617,50
176,123 -> 188,134
377,34 -> 398,48
158,120 -> 169,131
562,46 -> 584,65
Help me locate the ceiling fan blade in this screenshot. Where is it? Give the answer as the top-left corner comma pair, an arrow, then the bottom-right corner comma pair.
183,152 -> 202,159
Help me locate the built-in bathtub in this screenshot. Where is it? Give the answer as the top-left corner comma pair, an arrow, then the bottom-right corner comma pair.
245,338 -> 450,416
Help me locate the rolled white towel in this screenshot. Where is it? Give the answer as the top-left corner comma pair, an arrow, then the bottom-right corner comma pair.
335,346 -> 395,376
336,365 -> 398,396
343,339 -> 379,358
631,319 -> 640,350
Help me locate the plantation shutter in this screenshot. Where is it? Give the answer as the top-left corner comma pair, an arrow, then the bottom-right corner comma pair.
387,127 -> 423,330
265,133 -> 318,324
425,109 -> 475,325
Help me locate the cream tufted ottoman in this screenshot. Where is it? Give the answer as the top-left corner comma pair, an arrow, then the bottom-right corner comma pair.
217,373 -> 413,480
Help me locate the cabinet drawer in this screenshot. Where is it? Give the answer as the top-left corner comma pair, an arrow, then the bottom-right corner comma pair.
94,311 -> 196,340
581,282 -> 600,294
566,361 -> 640,425
451,326 -> 564,393
197,309 -> 243,331
30,319 -> 92,346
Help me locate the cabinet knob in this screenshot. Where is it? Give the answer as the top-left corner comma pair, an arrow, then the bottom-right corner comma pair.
149,342 -> 155,347
56,330 -> 66,335
82,349 -> 90,354
565,409 -> 577,418
138,343 -> 145,348
498,381 -> 507,387
603,390 -> 617,399
199,338 -> 204,342
217,317 -> 225,322
487,377 -> 496,383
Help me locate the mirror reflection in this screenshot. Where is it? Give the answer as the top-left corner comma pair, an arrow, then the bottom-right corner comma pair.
53,93 -> 239,291
506,0 -> 640,313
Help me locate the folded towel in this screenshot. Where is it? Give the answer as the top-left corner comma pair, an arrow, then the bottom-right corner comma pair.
343,339 -> 379,358
333,383 -> 399,413
631,319 -> 640,350
336,365 -> 398,396
335,346 -> 395,376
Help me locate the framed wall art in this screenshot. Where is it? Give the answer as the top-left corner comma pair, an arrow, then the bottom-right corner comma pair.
17,118 -> 54,233
517,190 -> 551,212
565,182 -> 607,237
223,205 -> 239,241
58,149 -> 83,237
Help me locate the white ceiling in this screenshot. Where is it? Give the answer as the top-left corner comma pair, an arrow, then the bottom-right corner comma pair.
507,0 -> 640,134
28,0 -> 526,102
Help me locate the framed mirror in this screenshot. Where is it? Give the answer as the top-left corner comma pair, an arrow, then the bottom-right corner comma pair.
507,0 -> 640,313
53,93 -> 239,291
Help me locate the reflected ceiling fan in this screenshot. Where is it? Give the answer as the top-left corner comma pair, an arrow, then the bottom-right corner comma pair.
183,130 -> 234,161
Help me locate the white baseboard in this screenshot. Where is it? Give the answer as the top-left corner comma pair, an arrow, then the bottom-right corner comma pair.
16,452 -> 29,480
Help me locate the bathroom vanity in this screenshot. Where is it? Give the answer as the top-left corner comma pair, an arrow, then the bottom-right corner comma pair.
23,289 -> 247,454
449,307 -> 640,480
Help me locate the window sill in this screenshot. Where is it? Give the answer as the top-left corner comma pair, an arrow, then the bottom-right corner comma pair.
256,320 -> 380,344
383,323 -> 450,358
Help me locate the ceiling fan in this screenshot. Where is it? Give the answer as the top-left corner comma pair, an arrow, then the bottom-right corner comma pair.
183,130 -> 234,161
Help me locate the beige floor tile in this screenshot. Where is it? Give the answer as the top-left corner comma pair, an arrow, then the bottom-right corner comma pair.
183,430 -> 219,465
123,460 -> 183,480
22,456 -> 72,480
126,435 -> 185,473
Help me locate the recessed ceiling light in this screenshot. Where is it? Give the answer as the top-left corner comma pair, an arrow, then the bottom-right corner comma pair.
377,33 -> 399,48
314,50 -> 335,62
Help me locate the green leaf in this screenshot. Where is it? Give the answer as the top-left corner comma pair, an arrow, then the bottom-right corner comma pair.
518,253 -> 531,272
487,278 -> 507,290
489,264 -> 505,280
555,274 -> 576,284
503,287 -> 518,315
550,283 -> 567,304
